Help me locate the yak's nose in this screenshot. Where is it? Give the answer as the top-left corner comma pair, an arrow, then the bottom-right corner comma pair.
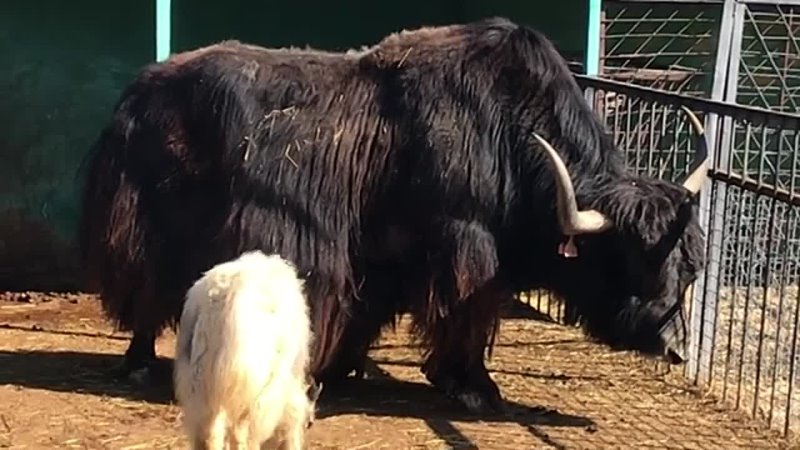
664,346 -> 686,365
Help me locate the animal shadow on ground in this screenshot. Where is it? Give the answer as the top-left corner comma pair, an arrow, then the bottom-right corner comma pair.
317,362 -> 594,450
0,348 -> 594,422
0,349 -> 594,446
499,296 -> 559,322
0,350 -> 176,404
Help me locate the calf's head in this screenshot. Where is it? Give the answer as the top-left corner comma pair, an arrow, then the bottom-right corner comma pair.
535,107 -> 708,364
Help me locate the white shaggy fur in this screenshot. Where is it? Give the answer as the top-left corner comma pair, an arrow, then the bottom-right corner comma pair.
173,251 -> 317,450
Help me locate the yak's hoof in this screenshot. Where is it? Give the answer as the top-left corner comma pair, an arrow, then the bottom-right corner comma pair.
424,367 -> 505,415
127,366 -> 153,386
108,359 -> 158,386
354,358 -> 391,380
455,388 -> 506,415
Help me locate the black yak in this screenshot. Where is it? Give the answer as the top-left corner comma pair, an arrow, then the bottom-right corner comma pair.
78,17 -> 708,414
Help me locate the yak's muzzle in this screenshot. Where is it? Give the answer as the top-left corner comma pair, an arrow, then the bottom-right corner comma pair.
658,303 -> 688,365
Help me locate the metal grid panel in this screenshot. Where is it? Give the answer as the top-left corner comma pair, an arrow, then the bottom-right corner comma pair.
601,0 -> 723,97
738,4 -> 800,111
728,121 -> 800,199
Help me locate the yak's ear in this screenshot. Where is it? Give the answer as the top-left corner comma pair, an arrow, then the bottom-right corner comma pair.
646,198 -> 694,265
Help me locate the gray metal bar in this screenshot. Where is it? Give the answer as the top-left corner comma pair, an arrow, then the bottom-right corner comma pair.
573,75 -> 800,129
608,0 -> 800,4
689,0 -> 741,383
608,0 -> 724,3
708,169 -> 800,205
742,0 -> 800,5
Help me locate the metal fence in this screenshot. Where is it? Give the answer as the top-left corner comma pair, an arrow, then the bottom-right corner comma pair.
601,0 -> 721,97
600,0 -> 800,110
518,0 -> 800,439
520,73 -> 800,438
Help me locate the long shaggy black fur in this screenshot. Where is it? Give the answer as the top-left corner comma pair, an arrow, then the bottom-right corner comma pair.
78,17 -> 705,412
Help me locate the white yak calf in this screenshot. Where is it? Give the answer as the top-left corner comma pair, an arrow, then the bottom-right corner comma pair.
173,250 -> 320,450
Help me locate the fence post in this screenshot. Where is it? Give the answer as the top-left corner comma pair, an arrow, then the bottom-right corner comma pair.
687,0 -> 743,385
156,0 -> 172,61
585,0 -> 603,76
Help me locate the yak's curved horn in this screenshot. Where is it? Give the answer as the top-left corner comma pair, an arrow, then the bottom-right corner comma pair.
679,106 -> 710,196
532,133 -> 613,235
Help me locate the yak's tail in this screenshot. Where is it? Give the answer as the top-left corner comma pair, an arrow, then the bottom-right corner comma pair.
76,77 -> 164,333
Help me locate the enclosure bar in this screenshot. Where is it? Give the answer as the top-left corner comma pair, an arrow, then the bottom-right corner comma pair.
609,0 -> 724,3
573,75 -> 800,129
657,104 -> 670,178
646,102 -> 656,175
156,0 -> 171,61
752,193 -> 777,420
721,179 -> 743,402
706,171 -> 800,207
768,195 -> 792,429
689,0 -> 739,383
786,279 -> 800,435
634,101 -> 645,173
706,176 -> 729,386
742,0 -> 800,5
585,0 -> 602,75
783,133 -> 800,436
609,0 -> 799,3
670,109 -> 680,188
736,125 -> 757,411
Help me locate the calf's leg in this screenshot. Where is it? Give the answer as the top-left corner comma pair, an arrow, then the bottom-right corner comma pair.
190,410 -> 228,450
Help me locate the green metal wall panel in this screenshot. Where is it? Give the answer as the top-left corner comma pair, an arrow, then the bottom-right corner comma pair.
0,1 -> 153,289
172,0 -> 587,61
460,0 -> 588,63
1,0 -> 586,290
172,0 -> 463,52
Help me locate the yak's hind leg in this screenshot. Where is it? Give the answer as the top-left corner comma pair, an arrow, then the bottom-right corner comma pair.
114,281 -> 186,386
411,219 -> 508,414
104,290 -> 160,384
116,329 -> 158,384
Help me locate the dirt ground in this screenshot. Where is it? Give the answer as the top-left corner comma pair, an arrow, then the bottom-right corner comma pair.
0,292 -> 796,450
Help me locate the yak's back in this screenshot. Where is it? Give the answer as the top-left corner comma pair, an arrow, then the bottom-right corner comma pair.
139,17 -> 527,86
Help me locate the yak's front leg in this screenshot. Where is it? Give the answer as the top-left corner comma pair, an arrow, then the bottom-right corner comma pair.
411,219 -> 506,414
420,280 -> 509,414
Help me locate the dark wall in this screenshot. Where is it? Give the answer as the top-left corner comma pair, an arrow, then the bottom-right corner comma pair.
1,0 -> 587,290
172,0 -> 587,59
461,0 -> 588,62
0,1 -> 153,289
173,0 -> 463,52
